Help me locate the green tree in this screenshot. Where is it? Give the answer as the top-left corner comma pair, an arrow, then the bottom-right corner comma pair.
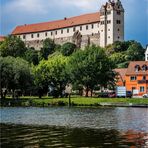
40,38 -> 55,60
24,47 -> 39,65
0,56 -> 33,99
68,45 -> 115,97
125,41 -> 145,61
61,42 -> 77,56
0,35 -> 27,57
33,54 -> 69,98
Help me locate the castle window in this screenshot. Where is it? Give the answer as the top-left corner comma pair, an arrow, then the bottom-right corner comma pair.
80,26 -> 82,31
101,21 -> 105,25
73,27 -> 76,32
67,29 -> 69,33
107,20 -> 111,24
23,35 -> 26,39
117,11 -> 121,15
116,20 -> 121,24
118,28 -> 120,31
107,11 -> 111,15
108,36 -> 110,38
118,36 -> 120,39
31,34 -> 34,38
92,24 -> 94,29
61,30 -> 63,34
37,33 -> 39,38
108,29 -> 110,31
51,32 -> 53,36
45,32 -> 48,36
86,25 -> 88,30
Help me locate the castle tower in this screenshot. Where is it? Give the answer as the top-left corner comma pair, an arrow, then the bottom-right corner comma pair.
99,0 -> 124,47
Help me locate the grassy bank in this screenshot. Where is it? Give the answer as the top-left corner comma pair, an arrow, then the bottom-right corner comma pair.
1,96 -> 148,107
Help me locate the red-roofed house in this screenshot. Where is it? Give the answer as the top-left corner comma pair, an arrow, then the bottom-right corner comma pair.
115,61 -> 148,96
11,0 -> 124,50
114,68 -> 127,86
0,36 -> 6,42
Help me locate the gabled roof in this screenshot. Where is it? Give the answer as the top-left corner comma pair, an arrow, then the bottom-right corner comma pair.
12,12 -> 100,35
126,61 -> 148,75
0,36 -> 5,42
114,68 -> 127,81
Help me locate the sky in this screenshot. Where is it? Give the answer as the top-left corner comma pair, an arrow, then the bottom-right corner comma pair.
0,0 -> 148,47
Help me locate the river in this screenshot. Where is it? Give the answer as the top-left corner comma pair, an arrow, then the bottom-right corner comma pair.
0,107 -> 148,147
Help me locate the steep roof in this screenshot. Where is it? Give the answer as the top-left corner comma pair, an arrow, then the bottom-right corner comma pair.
114,68 -> 127,81
12,12 -> 100,35
126,61 -> 148,75
0,36 -> 5,42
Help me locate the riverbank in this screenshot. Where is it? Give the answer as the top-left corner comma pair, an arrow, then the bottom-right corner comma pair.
1,96 -> 148,107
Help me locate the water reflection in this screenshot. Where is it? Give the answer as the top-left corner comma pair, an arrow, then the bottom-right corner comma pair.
1,107 -> 148,131
1,124 -> 148,148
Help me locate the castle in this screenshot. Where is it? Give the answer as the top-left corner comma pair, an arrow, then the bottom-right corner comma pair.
12,0 -> 124,50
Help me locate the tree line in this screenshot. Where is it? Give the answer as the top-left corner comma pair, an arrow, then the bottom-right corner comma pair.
0,35 -> 145,98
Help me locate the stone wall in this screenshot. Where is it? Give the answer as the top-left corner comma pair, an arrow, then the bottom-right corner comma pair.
25,33 -> 100,50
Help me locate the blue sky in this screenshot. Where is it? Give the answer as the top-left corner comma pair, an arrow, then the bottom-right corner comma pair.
0,0 -> 148,47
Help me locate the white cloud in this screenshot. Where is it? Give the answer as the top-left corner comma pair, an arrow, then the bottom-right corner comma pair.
3,0 -> 107,15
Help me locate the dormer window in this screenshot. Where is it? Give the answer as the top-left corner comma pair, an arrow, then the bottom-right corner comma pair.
135,65 -> 140,72
142,65 -> 147,71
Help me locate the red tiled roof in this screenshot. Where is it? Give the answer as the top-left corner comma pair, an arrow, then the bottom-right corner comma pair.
126,61 -> 148,75
114,68 -> 127,81
12,12 -> 100,35
0,36 -> 5,42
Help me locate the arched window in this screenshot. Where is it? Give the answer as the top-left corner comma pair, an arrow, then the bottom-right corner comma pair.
135,65 -> 140,72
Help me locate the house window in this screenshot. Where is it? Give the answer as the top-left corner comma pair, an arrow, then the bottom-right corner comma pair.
23,35 -> 26,39
143,76 -> 146,80
45,32 -> 48,36
86,25 -> 88,30
51,32 -> 53,36
61,30 -> 63,34
31,34 -> 34,38
142,65 -> 147,71
130,76 -> 137,81
73,27 -> 76,32
108,36 -> 110,38
118,36 -> 120,39
92,24 -> 94,29
55,31 -> 57,35
140,86 -> 145,92
118,28 -> 120,31
67,29 -> 69,33
37,33 -> 39,38
80,26 -> 82,31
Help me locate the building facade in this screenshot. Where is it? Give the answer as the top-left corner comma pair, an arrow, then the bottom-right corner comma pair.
12,0 -> 124,50
115,61 -> 148,96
